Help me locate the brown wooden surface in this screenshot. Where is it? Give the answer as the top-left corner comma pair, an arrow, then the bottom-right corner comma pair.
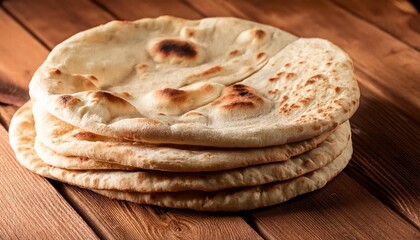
0,126 -> 98,239
0,0 -> 419,239
334,0 -> 420,50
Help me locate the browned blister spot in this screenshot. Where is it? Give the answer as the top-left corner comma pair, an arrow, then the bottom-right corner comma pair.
254,29 -> 266,39
155,39 -> 197,58
268,89 -> 279,94
286,73 -> 297,80
89,75 -> 97,81
213,84 -> 264,110
137,64 -> 148,70
90,91 -> 128,104
187,66 -> 223,80
326,62 -> 332,66
229,49 -> 240,56
256,52 -> 266,59
334,87 -> 341,94
73,131 -> 100,140
298,61 -> 305,64
185,28 -> 195,37
57,95 -> 80,107
299,97 -> 311,105
305,74 -> 325,86
280,95 -> 289,105
121,92 -> 131,97
49,68 -> 61,75
157,88 -> 188,103
285,63 -> 291,68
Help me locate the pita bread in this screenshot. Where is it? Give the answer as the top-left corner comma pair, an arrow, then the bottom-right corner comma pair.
94,145 -> 352,211
29,16 -> 359,148
33,102 -> 333,172
11,102 -> 350,193
34,140 -> 137,170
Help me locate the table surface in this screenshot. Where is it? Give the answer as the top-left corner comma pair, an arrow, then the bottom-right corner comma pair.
0,0 -> 419,239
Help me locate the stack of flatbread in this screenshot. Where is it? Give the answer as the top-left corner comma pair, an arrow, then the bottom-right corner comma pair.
9,16 -> 359,211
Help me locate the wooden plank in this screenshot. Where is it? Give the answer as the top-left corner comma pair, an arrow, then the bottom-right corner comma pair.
248,173 -> 420,239
56,185 -> 261,239
333,0 -> 420,50
3,0 -> 114,49
0,125 -> 98,239
203,0 -> 420,122
95,0 -> 202,20
0,104 -> 17,130
183,0 -> 420,231
347,72 -> 420,227
0,9 -> 48,106
1,0 -> 263,237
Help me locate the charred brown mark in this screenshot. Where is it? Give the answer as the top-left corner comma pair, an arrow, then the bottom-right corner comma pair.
73,131 -> 99,140
57,95 -> 80,107
229,49 -> 240,56
334,87 -> 341,94
213,84 -> 263,109
256,52 -> 266,59
158,39 -> 197,58
305,74 -> 324,86
200,66 -> 223,76
90,91 -> 127,104
254,29 -> 266,39
286,73 -> 296,80
158,88 -> 187,102
280,95 -> 289,105
187,66 -> 223,80
49,68 -> 61,75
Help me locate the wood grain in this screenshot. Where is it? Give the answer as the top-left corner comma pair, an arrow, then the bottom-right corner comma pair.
333,0 -> 420,50
216,0 -> 420,122
95,0 -> 202,20
56,185 -> 262,240
347,74 -> 420,227
0,104 -> 17,130
247,173 -> 420,239
0,0 -> 263,238
3,0 -> 114,49
0,9 -> 48,106
0,125 -> 98,239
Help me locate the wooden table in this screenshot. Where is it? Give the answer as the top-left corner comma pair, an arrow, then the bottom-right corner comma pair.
0,0 -> 419,239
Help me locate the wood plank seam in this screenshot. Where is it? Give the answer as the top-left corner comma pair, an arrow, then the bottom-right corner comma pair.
0,5 -> 50,50
344,160 -> 420,231
241,214 -> 270,240
179,0 -> 206,17
90,0 -> 120,19
332,0 -> 420,51
355,67 -> 420,124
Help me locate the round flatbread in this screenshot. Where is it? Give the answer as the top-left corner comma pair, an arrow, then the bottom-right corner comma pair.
10,101 -> 351,193
94,146 -> 352,211
33,102 -> 334,172
29,16 -> 359,147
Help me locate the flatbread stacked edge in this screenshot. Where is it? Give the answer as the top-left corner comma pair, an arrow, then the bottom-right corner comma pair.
9,16 -> 359,211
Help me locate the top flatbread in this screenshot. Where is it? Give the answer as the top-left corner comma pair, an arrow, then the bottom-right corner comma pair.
29,16 -> 359,147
